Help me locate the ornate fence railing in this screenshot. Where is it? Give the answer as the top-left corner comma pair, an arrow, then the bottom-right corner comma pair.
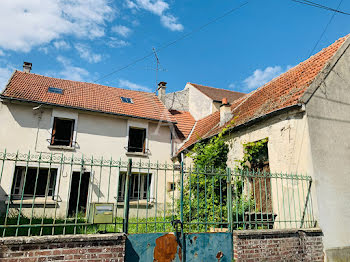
0,150 -> 315,237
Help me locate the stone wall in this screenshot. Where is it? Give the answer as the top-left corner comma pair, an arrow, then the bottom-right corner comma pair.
233,228 -> 324,262
0,233 -> 125,262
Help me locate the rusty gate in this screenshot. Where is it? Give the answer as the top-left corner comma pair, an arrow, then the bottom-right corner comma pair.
126,232 -> 233,262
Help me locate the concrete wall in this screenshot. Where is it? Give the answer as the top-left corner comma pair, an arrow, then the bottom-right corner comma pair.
305,41 -> 350,254
188,84 -> 214,121
0,102 -> 174,218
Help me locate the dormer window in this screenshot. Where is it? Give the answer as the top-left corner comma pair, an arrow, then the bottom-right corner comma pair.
121,97 -> 133,103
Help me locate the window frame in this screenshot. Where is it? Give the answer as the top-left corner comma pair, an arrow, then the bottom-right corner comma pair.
126,120 -> 149,154
49,110 -> 78,149
117,172 -> 153,202
10,166 -> 59,200
50,117 -> 75,146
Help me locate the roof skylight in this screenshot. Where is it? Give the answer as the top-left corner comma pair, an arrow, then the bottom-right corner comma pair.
121,97 -> 133,103
48,87 -> 63,94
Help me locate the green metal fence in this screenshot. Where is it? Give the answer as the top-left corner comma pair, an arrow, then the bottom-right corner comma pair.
0,150 -> 315,237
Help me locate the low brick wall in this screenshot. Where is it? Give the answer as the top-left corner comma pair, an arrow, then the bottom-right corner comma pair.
0,233 -> 125,262
233,228 -> 324,262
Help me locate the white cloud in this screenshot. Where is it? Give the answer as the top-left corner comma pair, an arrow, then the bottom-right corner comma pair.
242,66 -> 291,91
118,79 -> 151,92
0,0 -> 115,52
107,37 -> 130,48
228,83 -> 235,89
74,43 -> 102,63
0,64 -> 14,91
53,40 -> 70,50
126,0 -> 183,31
0,50 -> 4,56
112,25 -> 132,37
160,14 -> 183,31
55,56 -> 89,81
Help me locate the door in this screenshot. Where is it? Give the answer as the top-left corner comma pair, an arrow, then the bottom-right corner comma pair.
68,172 -> 90,216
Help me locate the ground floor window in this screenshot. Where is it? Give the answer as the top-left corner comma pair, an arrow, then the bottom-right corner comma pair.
11,167 -> 57,199
118,173 -> 152,201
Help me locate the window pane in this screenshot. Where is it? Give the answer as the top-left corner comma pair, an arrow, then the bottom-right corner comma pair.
128,128 -> 146,152
51,118 -> 75,146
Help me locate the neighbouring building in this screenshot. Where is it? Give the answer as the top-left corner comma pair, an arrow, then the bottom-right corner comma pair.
176,35 -> 350,260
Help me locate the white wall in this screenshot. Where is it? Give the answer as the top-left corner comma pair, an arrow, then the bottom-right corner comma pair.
305,43 -> 350,251
188,84 -> 213,121
0,102 -> 174,218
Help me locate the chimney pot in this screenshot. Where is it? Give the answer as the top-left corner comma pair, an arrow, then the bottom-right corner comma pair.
23,62 -> 32,73
222,97 -> 228,105
157,81 -> 167,102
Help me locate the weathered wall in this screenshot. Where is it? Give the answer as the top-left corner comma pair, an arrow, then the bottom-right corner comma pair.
305,40 -> 350,254
223,109 -> 316,228
0,233 -> 125,261
163,88 -> 189,111
233,228 -> 324,262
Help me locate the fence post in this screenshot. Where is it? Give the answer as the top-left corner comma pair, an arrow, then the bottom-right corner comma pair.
300,179 -> 312,228
123,158 -> 132,233
227,167 -> 233,232
180,161 -> 184,224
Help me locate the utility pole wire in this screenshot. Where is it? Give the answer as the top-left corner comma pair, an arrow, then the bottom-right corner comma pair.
92,1 -> 249,83
291,0 -> 350,16
308,0 -> 343,57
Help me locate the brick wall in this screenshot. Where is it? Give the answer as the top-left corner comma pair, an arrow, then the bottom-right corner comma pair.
0,233 -> 125,262
233,228 -> 324,262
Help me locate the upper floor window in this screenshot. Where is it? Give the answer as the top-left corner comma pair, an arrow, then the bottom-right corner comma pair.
51,117 -> 75,146
128,127 -> 146,153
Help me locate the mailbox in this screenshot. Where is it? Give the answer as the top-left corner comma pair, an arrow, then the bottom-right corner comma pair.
88,203 -> 114,224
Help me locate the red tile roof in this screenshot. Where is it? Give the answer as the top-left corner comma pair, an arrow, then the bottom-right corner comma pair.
170,110 -> 195,139
190,83 -> 245,103
1,71 -> 176,123
178,35 -> 348,154
179,111 -> 220,152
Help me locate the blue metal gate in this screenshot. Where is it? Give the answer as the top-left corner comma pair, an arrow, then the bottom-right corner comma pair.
126,232 -> 232,262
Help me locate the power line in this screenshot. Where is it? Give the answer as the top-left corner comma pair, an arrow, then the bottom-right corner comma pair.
291,0 -> 350,16
308,0 -> 343,57
93,1 -> 249,83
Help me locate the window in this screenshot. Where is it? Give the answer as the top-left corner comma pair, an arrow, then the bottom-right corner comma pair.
121,97 -> 133,103
128,127 -> 146,153
118,173 -> 152,201
51,117 -> 75,146
48,87 -> 63,94
11,167 -> 57,199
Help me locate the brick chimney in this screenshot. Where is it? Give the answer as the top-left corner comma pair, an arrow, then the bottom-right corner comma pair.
220,97 -> 233,126
23,62 -> 32,73
157,82 -> 167,102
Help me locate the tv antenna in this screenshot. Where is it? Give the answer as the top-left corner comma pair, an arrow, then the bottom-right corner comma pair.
152,48 -> 167,94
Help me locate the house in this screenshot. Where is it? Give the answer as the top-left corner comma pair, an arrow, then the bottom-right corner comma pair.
0,66 -> 178,218
176,35 -> 350,260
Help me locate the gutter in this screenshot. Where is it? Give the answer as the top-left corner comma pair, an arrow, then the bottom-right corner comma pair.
0,95 -> 177,125
177,103 -> 304,156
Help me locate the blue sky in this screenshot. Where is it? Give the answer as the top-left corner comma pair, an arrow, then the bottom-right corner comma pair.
0,0 -> 349,94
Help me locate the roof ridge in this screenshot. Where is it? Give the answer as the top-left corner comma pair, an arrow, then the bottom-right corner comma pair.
14,71 -> 155,95
189,82 -> 245,94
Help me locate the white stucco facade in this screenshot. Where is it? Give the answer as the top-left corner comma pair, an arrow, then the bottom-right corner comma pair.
0,101 -> 176,218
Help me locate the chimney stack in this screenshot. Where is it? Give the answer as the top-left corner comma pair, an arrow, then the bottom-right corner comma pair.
157,82 -> 167,102
220,97 -> 233,126
23,62 -> 32,73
